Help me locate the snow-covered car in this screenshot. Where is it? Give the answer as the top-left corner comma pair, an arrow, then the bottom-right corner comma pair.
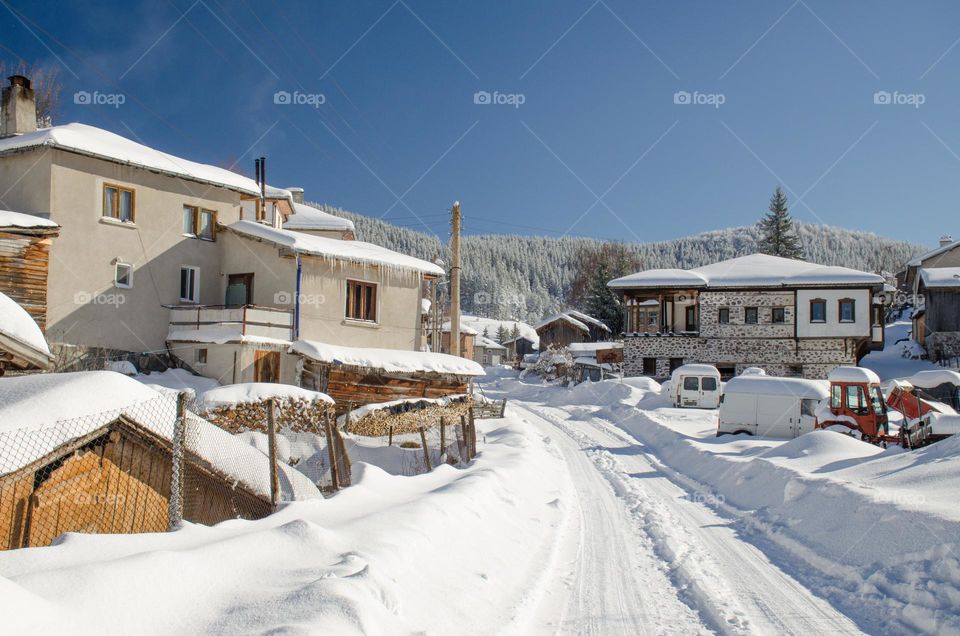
670,364 -> 722,409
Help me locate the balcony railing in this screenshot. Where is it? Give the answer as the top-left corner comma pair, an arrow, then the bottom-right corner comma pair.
168,304 -> 293,342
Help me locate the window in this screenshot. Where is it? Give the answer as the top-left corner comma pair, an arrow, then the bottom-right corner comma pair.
196,348 -> 208,364
702,377 -> 718,391
839,298 -> 856,323
771,307 -> 786,323
810,299 -> 826,323
103,184 -> 135,222
669,357 -> 684,372
345,280 -> 377,322
642,357 -> 657,375
685,306 -> 697,331
846,385 -> 869,415
183,206 -> 216,240
115,262 -> 133,288
717,366 -> 736,380
788,364 -> 803,377
744,307 -> 758,324
831,384 -> 842,409
801,399 -> 818,417
718,307 -> 730,324
179,266 -> 199,303
683,377 -> 699,391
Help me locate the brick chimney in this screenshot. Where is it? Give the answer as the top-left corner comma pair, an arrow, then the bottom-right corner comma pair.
287,187 -> 304,204
1,75 -> 37,137
940,235 -> 954,247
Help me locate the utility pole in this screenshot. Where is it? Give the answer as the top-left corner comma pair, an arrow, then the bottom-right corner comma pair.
450,201 -> 462,357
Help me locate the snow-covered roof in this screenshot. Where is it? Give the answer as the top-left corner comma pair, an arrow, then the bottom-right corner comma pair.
292,340 -> 485,376
0,123 -> 260,195
568,341 -> 622,354
0,291 -> 52,368
724,375 -> 829,399
919,267 -> 960,288
609,254 -> 884,290
475,335 -> 506,350
460,315 -> 539,346
441,321 -> 478,335
907,240 -> 960,267
0,210 -> 58,229
0,371 -> 320,500
565,310 -> 612,333
227,221 -> 444,276
283,202 -> 356,233
201,383 -> 333,409
536,312 -> 589,332
671,363 -> 721,379
828,366 -> 882,384
263,184 -> 293,201
906,369 -> 960,389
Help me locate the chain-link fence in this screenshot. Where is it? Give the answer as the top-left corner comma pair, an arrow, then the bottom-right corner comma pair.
0,391 -> 297,549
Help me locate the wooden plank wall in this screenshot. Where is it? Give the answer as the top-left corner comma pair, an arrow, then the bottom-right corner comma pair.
0,232 -> 52,331
303,361 -> 468,412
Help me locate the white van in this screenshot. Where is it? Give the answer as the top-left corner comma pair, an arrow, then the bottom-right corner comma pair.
671,364 -> 722,409
718,375 -> 829,438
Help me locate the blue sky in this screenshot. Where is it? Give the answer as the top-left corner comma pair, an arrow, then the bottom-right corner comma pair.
2,1 -> 959,246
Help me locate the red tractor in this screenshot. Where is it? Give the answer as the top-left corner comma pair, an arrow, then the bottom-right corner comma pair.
815,367 -> 895,445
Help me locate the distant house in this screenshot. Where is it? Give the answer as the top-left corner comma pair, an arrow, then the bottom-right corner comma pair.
609,253 -> 886,380
438,321 -> 477,360
0,210 -> 59,332
0,371 -> 320,549
536,310 -> 612,349
503,334 -> 538,363
0,290 -> 53,372
474,335 -> 506,366
905,236 -> 960,361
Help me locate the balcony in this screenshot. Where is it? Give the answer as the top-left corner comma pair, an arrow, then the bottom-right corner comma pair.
167,305 -> 293,343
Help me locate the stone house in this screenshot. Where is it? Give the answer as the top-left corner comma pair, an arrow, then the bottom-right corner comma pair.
609,254 -> 886,380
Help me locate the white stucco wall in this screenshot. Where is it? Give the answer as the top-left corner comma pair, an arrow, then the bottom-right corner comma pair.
796,288 -> 872,338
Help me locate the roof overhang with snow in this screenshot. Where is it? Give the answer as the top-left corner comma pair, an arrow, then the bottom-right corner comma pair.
0,123 -> 261,196
609,254 -> 884,292
226,221 -> 444,277
291,340 -> 485,377
0,210 -> 60,235
919,267 -> 960,289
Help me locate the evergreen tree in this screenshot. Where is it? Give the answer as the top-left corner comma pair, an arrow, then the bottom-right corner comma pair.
495,324 -> 508,343
511,323 -> 520,340
482,326 -> 490,339
757,187 -> 805,259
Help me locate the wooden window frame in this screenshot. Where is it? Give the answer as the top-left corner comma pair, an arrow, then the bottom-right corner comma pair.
345,279 -> 378,323
115,261 -> 133,289
183,205 -> 217,241
810,299 -> 827,323
771,307 -> 786,324
103,183 -> 136,223
744,306 -> 759,324
838,298 -> 856,323
179,266 -> 200,303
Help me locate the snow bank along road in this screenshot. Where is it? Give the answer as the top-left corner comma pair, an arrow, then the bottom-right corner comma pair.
511,399 -> 863,635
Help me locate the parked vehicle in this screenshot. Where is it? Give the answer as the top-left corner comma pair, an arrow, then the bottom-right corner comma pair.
815,367 -> 891,443
671,364 -> 722,409
718,375 -> 828,438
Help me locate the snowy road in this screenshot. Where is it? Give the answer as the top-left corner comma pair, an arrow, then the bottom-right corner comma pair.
512,400 -> 865,635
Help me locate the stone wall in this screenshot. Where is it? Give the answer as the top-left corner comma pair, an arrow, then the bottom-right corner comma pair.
699,290 -> 794,339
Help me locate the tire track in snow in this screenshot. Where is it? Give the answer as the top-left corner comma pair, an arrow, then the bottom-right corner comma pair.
517,401 -> 864,636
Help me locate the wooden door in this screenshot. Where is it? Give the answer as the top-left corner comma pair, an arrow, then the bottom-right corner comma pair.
254,350 -> 280,383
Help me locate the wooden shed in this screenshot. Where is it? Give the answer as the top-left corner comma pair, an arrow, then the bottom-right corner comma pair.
292,339 -> 485,414
536,311 -> 612,350
0,211 -> 59,332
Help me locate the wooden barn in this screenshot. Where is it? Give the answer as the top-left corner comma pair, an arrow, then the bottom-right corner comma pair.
0,211 -> 59,332
292,339 -> 485,414
0,372 -> 321,549
536,310 -> 612,350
